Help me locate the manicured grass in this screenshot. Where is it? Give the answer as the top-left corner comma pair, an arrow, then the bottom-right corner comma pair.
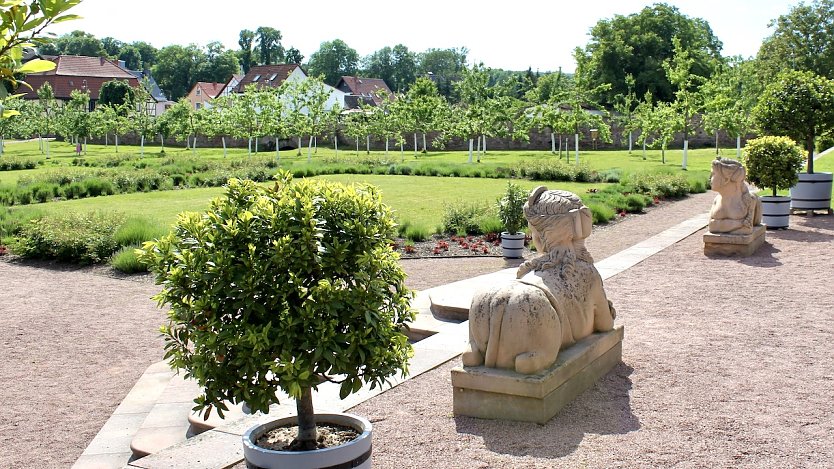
21,176 -> 610,232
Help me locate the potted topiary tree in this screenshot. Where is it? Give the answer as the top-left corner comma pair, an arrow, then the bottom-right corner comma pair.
498,181 -> 527,258
742,136 -> 804,229
753,70 -> 834,214
138,172 -> 414,468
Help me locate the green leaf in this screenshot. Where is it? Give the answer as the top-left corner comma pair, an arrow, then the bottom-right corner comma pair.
18,59 -> 56,74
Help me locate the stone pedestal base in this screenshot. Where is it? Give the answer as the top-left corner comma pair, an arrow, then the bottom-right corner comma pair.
451,325 -> 624,424
703,224 -> 765,257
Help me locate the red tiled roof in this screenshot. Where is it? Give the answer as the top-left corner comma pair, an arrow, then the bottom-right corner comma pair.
194,81 -> 225,98
337,76 -> 394,105
19,55 -> 139,100
235,64 -> 302,92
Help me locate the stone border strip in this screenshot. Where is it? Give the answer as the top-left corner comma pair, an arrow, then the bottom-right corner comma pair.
73,212 -> 708,469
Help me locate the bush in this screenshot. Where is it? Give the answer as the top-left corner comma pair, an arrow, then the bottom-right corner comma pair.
0,156 -> 40,171
114,217 -> 169,246
17,210 -> 125,263
478,215 -> 504,235
628,172 -> 691,198
742,136 -> 804,197
83,178 -> 116,197
404,224 -> 430,242
625,193 -> 649,213
587,202 -> 616,224
110,246 -> 148,273
442,201 -> 491,235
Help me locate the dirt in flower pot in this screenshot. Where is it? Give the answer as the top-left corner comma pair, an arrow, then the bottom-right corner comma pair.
256,423 -> 360,451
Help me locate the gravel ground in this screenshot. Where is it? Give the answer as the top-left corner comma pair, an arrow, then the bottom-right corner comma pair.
6,191 -> 833,468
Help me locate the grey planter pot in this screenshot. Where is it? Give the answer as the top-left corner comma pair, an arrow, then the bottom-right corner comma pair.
789,172 -> 833,211
761,195 -> 792,229
242,413 -> 372,469
501,232 -> 526,258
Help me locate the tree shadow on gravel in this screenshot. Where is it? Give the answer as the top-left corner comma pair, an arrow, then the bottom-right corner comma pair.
454,362 -> 639,459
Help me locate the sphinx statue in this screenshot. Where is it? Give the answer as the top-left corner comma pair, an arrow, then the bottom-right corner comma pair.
708,157 -> 762,235
461,187 -> 616,375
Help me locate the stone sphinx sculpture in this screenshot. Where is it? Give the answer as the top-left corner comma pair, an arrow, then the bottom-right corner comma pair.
708,157 -> 762,235
462,187 -> 616,375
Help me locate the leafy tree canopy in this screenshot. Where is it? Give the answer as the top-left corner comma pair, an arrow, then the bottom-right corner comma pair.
574,3 -> 722,105
307,39 -> 359,86
757,0 -> 834,80
418,47 -> 468,102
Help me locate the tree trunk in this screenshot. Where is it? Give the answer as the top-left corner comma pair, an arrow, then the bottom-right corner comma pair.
307,135 -> 313,163
314,135 -> 317,154
482,134 -> 487,154
255,136 -> 258,153
682,139 -> 688,170
114,134 -> 118,153
45,138 -> 50,158
551,132 -> 556,154
628,131 -> 633,154
38,135 -> 43,152
414,133 -> 418,157
476,135 -> 481,163
333,135 -> 338,158
248,137 -> 252,156
84,137 -> 88,155
192,135 -> 196,155
222,137 -> 227,158
160,135 -> 165,153
400,141 -> 404,163
715,131 -> 719,155
297,137 -> 302,156
642,140 -> 647,160
355,136 -> 359,155
662,141 -> 667,164
807,138 -> 815,173
366,135 -> 370,155
140,135 -> 145,158
276,136 -> 281,160
736,135 -> 741,160
422,133 -> 427,153
468,138 -> 473,163
385,137 -> 389,156
294,387 -> 317,450
574,133 -> 579,165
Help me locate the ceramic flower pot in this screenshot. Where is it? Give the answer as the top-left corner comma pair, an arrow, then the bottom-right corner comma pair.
760,195 -> 791,229
789,172 -> 833,212
500,232 -> 525,258
242,413 -> 372,469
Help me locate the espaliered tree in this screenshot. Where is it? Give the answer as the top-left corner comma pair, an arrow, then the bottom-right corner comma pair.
752,69 -> 834,174
700,57 -> 759,159
613,73 -> 637,153
36,82 -> 56,157
663,36 -> 706,170
258,84 -> 290,160
555,63 -> 612,165
399,77 -> 447,155
131,79 -> 156,157
453,64 -> 492,163
56,89 -> 91,153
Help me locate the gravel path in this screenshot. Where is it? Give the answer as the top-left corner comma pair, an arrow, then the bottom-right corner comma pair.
5,191 -> 833,468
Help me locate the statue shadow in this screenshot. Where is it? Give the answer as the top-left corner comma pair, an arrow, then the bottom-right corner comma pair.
737,241 -> 782,268
454,362 -> 639,459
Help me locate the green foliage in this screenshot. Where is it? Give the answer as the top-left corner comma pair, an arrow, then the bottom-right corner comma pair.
586,202 -> 616,224
113,216 -> 168,246
497,181 -> 527,234
752,69 -> 834,172
306,39 -> 359,86
17,210 -> 125,263
0,156 -> 40,170
98,80 -> 136,109
514,160 -> 599,182
757,0 -> 834,81
477,215 -> 504,235
574,3 -> 722,106
627,172 -> 692,198
742,136 -> 804,196
442,201 -> 492,235
403,224 -> 430,242
110,246 -> 148,273
137,174 -> 414,435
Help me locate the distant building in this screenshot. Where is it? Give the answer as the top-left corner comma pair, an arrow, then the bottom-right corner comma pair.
336,76 -> 394,110
217,74 -> 244,98
128,68 -> 174,115
20,55 -> 139,110
185,81 -> 225,110
234,64 -> 346,111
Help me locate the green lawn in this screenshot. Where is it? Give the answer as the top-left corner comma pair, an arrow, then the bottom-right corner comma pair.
25,175 -> 607,231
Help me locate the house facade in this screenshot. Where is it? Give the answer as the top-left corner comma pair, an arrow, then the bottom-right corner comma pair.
128,68 -> 174,115
185,81 -> 225,110
217,74 -> 244,98
20,55 -> 140,109
336,76 -> 395,109
235,64 -> 346,111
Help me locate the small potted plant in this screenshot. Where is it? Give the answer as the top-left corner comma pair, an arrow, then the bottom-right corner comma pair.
138,172 -> 414,468
497,181 -> 527,258
742,136 -> 804,229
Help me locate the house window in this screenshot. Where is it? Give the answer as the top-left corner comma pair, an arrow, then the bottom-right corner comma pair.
196,89 -> 201,96
196,103 -> 201,110
253,74 -> 261,82
269,73 -> 278,81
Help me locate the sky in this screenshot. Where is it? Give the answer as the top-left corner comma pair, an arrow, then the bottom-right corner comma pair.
47,0 -> 800,73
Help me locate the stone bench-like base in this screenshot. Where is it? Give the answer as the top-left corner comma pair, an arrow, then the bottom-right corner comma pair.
451,325 -> 624,424
703,224 -> 765,257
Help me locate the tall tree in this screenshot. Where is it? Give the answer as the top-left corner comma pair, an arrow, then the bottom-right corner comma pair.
201,42 -> 240,83
152,44 -> 207,100
362,44 -> 417,92
307,39 -> 359,86
574,3 -> 722,105
131,41 -> 158,69
418,47 -> 468,101
118,45 -> 142,70
700,57 -> 759,158
99,79 -> 136,109
757,0 -> 834,80
255,26 -> 284,65
663,36 -> 704,170
101,37 -> 123,57
238,29 -> 255,73
48,30 -> 106,56
284,47 -> 304,64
